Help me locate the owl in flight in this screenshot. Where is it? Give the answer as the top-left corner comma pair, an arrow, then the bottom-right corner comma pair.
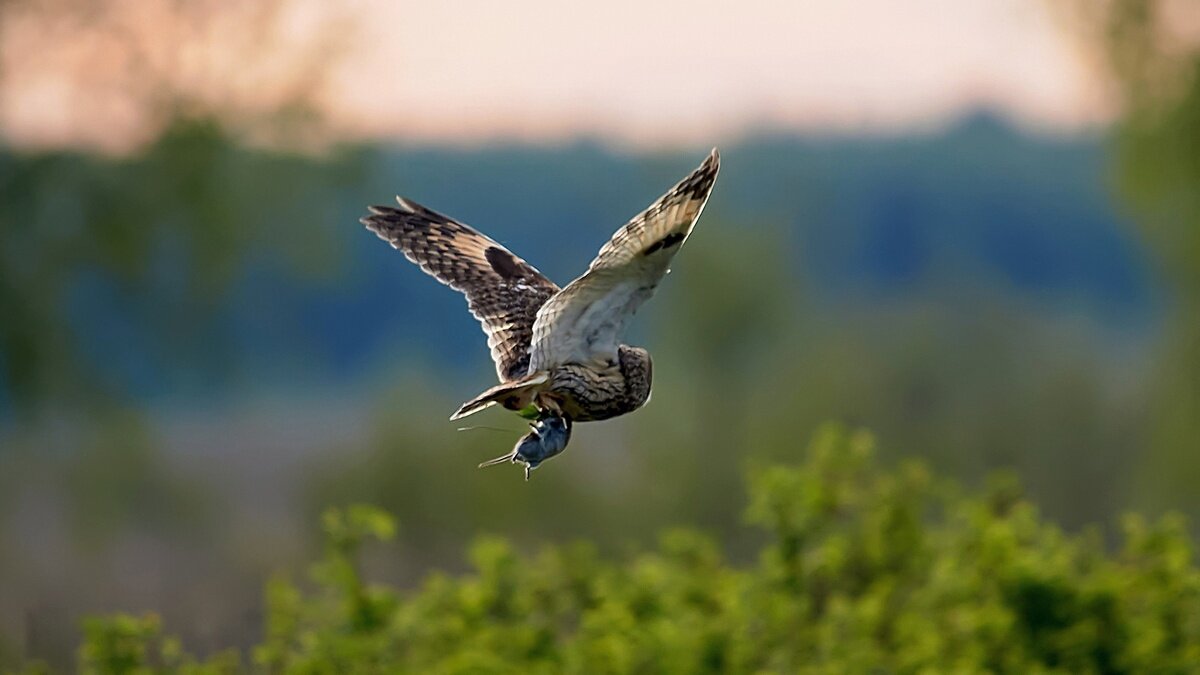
362,149 -> 719,479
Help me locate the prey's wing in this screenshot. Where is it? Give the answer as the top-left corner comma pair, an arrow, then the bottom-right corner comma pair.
362,197 -> 560,382
528,149 -> 719,372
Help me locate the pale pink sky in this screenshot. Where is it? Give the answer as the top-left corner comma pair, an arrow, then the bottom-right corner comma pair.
325,0 -> 1110,144
1,0 -> 1112,151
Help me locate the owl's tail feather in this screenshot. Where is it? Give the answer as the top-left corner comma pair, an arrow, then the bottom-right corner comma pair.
450,372 -> 550,421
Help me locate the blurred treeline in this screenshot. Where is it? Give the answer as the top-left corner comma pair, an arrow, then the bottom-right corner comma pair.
1062,0 -> 1200,515
1,0 -> 1199,667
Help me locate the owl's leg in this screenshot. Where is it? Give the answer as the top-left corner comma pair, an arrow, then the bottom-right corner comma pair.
536,393 -> 565,418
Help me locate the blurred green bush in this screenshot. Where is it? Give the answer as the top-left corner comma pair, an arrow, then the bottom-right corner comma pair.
42,425 -> 1200,674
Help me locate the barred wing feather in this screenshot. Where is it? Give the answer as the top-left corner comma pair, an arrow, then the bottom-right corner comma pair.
528,149 -> 719,372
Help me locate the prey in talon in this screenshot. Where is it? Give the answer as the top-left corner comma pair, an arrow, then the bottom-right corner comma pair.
478,413 -> 572,480
361,149 -> 720,478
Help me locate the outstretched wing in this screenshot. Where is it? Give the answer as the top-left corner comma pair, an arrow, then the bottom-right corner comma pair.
527,149 -> 719,372
362,197 -> 560,382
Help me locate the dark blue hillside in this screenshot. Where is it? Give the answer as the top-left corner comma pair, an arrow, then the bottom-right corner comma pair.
52,115 -> 1160,404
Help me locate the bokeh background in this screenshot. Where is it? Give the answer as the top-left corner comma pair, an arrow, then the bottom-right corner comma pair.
1,0 -> 1198,667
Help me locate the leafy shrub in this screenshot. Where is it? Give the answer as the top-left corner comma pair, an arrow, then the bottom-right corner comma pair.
58,425 -> 1200,673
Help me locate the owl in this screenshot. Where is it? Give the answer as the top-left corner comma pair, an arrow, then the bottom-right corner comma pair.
363,149 -> 719,478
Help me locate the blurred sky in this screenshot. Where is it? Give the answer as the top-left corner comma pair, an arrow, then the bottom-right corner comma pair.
1,0 -> 1112,151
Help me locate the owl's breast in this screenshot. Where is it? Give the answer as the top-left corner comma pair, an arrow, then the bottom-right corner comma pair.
543,345 -> 652,422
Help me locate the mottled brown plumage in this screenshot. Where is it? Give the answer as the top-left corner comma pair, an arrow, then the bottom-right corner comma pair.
362,198 -> 558,382
361,149 -> 719,475
546,345 -> 652,421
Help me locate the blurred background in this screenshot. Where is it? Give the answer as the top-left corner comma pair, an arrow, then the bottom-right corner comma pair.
1,0 -> 1198,667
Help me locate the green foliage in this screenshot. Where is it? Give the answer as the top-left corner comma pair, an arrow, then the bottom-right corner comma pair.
75,614 -> 238,675
57,426 -> 1200,674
